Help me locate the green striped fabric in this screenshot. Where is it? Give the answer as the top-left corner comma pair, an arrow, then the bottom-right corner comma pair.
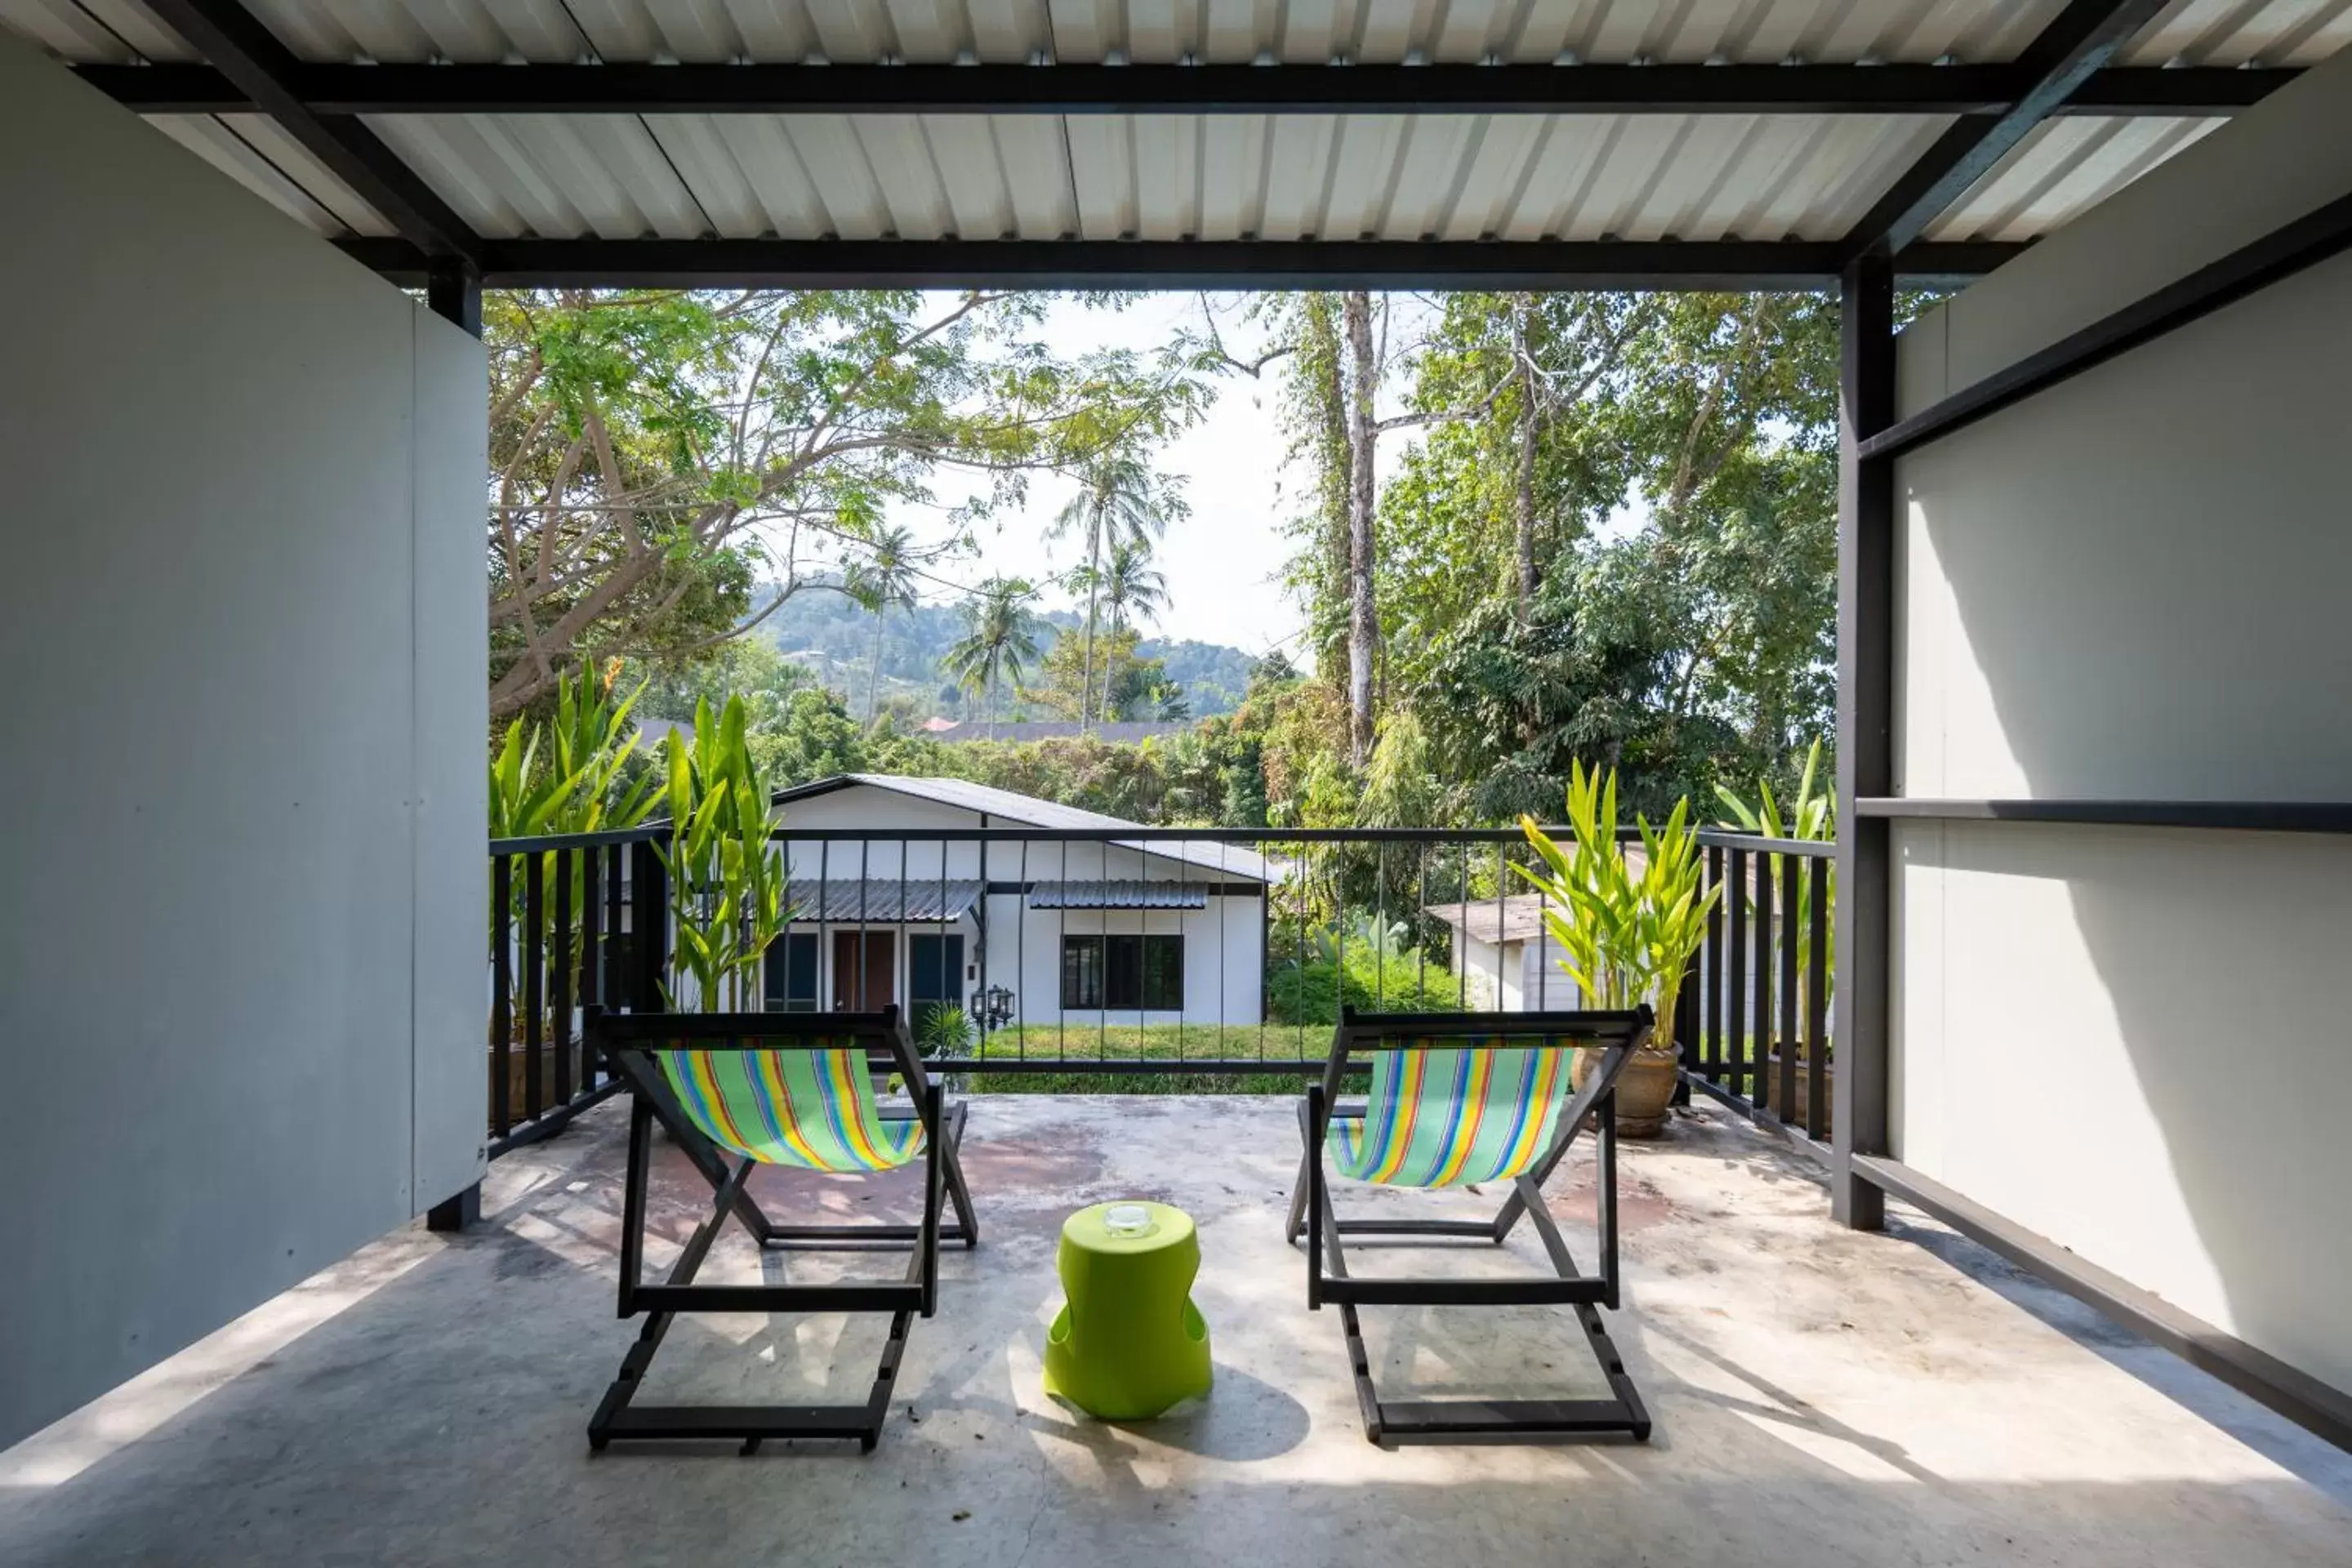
657,1045 -> 925,1173
1330,1041 -> 1575,1188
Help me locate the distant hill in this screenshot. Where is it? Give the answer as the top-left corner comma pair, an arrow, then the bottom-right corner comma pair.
751,586 -> 1257,719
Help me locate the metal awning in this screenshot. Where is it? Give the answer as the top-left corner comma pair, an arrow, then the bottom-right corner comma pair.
7,1 -> 2343,292
1027,880 -> 1209,911
789,879 -> 981,924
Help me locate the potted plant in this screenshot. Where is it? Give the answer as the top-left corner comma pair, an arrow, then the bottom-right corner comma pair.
1516,762 -> 1720,1138
1714,740 -> 1835,1120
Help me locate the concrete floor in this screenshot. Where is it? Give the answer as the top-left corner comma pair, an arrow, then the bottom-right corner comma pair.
3,1096 -> 2349,1568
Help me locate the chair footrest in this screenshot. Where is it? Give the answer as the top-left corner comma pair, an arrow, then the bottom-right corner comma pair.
1375,1396 -> 1648,1441
598,1404 -> 884,1442
1319,1276 -> 1607,1307
1333,1219 -> 1496,1239
630,1282 -> 925,1314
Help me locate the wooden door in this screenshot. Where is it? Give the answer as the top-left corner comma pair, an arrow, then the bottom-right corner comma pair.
831,931 -> 895,1012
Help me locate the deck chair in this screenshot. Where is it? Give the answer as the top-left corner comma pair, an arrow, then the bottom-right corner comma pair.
1285,1004 -> 1657,1446
583,1004 -> 978,1454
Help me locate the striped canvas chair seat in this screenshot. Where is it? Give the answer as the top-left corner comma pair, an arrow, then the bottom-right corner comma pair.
657,1045 -> 924,1173
1330,1041 -> 1574,1188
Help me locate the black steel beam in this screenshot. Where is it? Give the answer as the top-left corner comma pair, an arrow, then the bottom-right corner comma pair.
138,0 -> 480,263
1855,798 -> 2352,834
1840,0 -> 2173,261
77,60 -> 2294,118
1860,185 -> 2352,461
425,256 -> 483,337
335,235 -> 2026,291
1854,1155 -> 2352,1453
1832,252 -> 1895,1233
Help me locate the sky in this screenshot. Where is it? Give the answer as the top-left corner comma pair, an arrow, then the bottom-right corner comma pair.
880,292 -> 1304,661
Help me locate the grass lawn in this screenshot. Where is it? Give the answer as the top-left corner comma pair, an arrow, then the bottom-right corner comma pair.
958,1022 -> 1329,1094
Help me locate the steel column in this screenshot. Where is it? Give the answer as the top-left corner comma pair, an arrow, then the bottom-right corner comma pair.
1833,253 -> 1895,1231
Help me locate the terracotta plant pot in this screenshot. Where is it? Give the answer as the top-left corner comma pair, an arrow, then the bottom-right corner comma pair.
1572,1038 -> 1683,1139
1761,1049 -> 1834,1129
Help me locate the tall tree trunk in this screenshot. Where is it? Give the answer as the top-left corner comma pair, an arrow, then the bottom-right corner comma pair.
1301,294 -> 1352,692
1077,514 -> 1101,729
866,608 -> 885,721
1343,290 -> 1379,765
1513,295 -> 1540,621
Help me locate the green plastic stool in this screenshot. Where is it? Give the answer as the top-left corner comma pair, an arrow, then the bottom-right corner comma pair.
1043,1200 -> 1213,1420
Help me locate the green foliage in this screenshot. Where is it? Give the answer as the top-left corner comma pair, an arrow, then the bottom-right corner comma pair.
1513,763 -> 1719,1049
941,576 -> 1044,731
487,288 -> 1209,720
657,696 -> 786,1011
488,664 -> 660,839
1266,918 -> 1465,1027
917,1004 -> 975,1057
1716,737 -> 1836,999
969,1027 -> 1310,1095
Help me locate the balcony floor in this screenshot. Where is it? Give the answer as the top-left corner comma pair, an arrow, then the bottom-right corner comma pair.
4,1094 -> 2349,1566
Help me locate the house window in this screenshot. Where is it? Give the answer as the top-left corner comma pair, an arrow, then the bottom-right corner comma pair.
764,931 -> 820,1012
1062,934 -> 1183,1010
907,931 -> 966,1040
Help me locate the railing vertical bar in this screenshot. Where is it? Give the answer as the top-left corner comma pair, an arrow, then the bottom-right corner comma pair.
1750,844 -> 1775,1113
817,839 -> 831,1014
1806,853 -> 1831,1141
491,853 -> 512,1138
1726,848 -> 1748,1109
1016,839 -> 1028,1062
858,840 -> 871,1016
604,843 -> 624,1011
1704,844 -> 1725,1081
1058,838 -> 1068,1062
1493,840 -> 1507,1011
631,838 -> 666,1017
1456,848 -> 1469,1010
580,845 -> 602,1017
1375,843 -> 1388,1009
523,851 -> 545,1124
1416,850 -> 1429,1001
1777,850 -> 1801,1125
553,846 -> 573,1107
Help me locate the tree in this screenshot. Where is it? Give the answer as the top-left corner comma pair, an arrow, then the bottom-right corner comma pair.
845,523 -> 921,722
1080,540 -> 1170,722
485,288 -> 1206,721
942,576 -> 1043,737
1342,291 -> 1379,763
1049,455 -> 1180,730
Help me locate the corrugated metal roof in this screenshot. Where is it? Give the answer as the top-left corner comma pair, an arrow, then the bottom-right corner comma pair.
8,1 -> 2345,259
789,877 -> 982,922
773,774 -> 1280,884
1027,880 -> 1211,909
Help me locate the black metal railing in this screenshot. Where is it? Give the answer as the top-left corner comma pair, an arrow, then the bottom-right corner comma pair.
1682,833 -> 1837,1143
479,820 -> 1838,1152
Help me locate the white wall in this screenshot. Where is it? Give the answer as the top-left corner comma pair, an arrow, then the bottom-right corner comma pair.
1890,48 -> 2352,1395
770,784 -> 1267,1027
0,41 -> 486,1448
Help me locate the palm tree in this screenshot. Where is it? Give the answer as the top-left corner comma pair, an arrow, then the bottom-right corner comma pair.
1047,456 -> 1171,730
942,576 -> 1041,738
845,523 -> 920,723
1094,540 -> 1169,723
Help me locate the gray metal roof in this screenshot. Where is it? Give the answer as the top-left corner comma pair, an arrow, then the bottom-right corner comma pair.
8,1 -> 2341,261
773,773 -> 1277,884
789,877 -> 982,924
923,719 -> 1185,744
1027,880 -> 1210,910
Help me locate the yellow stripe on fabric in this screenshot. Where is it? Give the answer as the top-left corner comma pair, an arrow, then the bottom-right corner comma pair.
755,1050 -> 830,1167
1370,1049 -> 1428,1186
1498,1048 -> 1566,1178
1428,1049 -> 1494,1187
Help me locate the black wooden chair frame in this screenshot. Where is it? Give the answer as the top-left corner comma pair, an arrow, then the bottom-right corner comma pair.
1285,1004 -> 1657,1446
583,1004 -> 978,1454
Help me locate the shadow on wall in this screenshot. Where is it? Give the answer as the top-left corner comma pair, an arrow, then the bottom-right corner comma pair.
1896,257 -> 2352,1398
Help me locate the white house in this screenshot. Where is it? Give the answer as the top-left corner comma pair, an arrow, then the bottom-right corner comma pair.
764,776 -> 1274,1036
1424,896 -> 1579,1013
